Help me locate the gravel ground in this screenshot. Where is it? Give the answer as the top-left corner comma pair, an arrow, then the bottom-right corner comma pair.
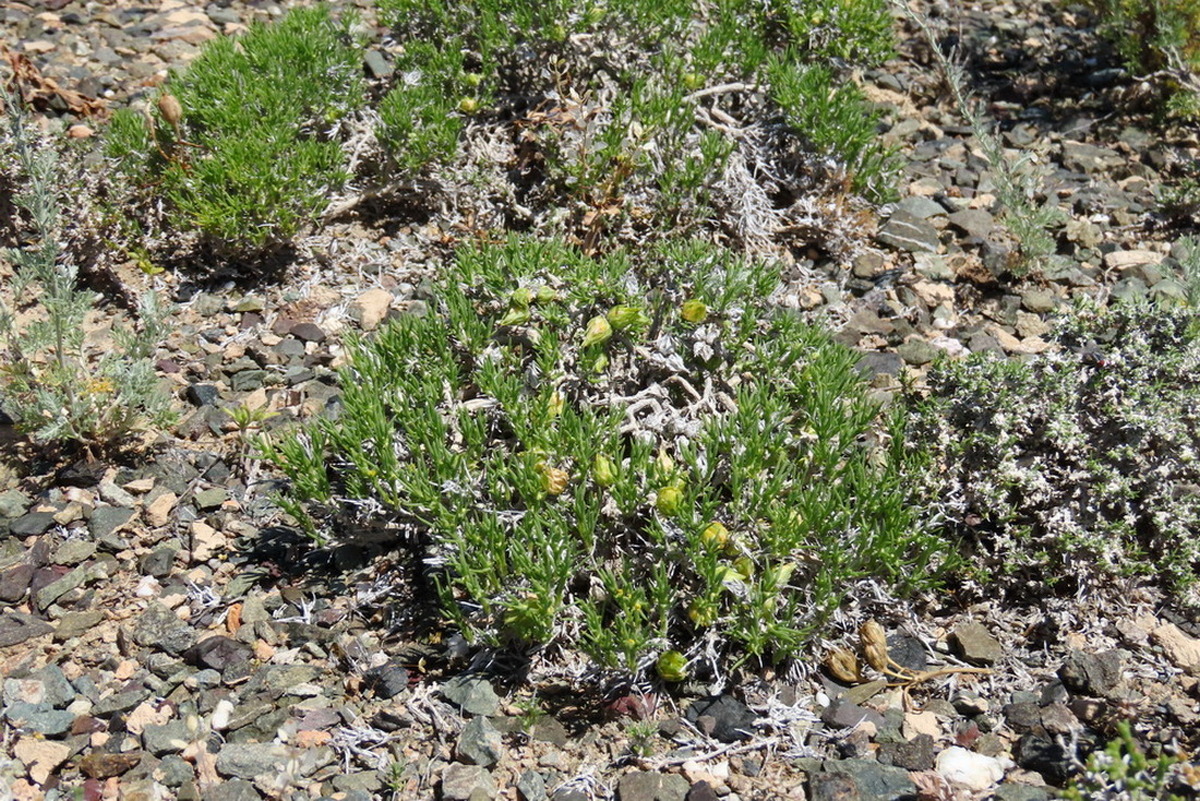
2,0 -> 1200,799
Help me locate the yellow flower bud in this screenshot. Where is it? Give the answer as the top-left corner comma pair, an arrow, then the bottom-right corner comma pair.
656,650 -> 688,682
593,454 -> 617,487
655,486 -> 683,516
681,299 -> 708,323
498,306 -> 531,326
654,447 -> 675,477
547,390 -> 564,418
510,287 -> 534,308
733,556 -> 755,579
687,599 -> 717,627
700,521 -> 729,549
458,97 -> 479,113
581,315 -> 612,348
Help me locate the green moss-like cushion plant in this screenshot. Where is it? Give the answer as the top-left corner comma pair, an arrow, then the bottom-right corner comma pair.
106,5 -> 364,253
261,237 -> 947,676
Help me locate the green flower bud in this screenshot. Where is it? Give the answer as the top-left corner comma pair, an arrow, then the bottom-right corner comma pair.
593,454 -> 617,487
682,73 -> 704,91
463,72 -> 484,87
458,97 -> 479,113
606,304 -> 650,331
498,306 -> 531,327
510,287 -> 534,308
535,285 -> 556,303
733,556 -> 755,580
687,598 -> 717,627
700,521 -> 729,550
591,352 -> 609,373
540,465 -> 569,495
656,650 -> 689,682
547,390 -> 564,418
656,486 -> 683,516
654,447 -> 675,477
582,315 -> 613,348
681,299 -> 708,323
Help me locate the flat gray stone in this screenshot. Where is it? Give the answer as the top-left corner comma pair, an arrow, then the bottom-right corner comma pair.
144,719 -> 192,756
0,612 -> 53,646
52,539 -> 96,565
89,506 -> 134,540
441,763 -> 497,801
0,490 -> 30,519
93,688 -> 151,716
10,512 -> 54,537
617,771 -> 689,801
442,676 -> 500,716
202,778 -> 262,801
517,770 -> 547,801
894,196 -> 947,219
215,743 -> 293,780
947,208 -> 995,239
952,622 -> 1003,665
5,702 -> 74,735
822,759 -> 916,801
132,601 -> 198,655
877,211 -> 940,253
33,664 -> 74,707
34,563 -> 91,610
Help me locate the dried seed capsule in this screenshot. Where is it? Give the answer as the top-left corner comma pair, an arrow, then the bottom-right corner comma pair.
158,93 -> 183,132
825,648 -> 863,684
581,315 -> 612,348
592,454 -> 617,487
860,620 -> 890,673
656,650 -> 688,682
681,299 -> 708,323
541,466 -> 569,495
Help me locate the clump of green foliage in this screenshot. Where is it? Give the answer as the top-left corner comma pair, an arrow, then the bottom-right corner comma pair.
0,87 -> 175,450
1084,0 -> 1200,116
374,0 -> 898,220
1063,721 -> 1187,801
106,5 -> 364,253
262,237 -> 945,675
906,295 -> 1200,601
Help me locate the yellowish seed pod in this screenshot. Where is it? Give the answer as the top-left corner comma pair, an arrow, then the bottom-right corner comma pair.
825,648 -> 864,684
541,466 -> 569,495
859,620 -> 890,673
458,97 -> 479,113
656,650 -> 688,682
158,93 -> 183,132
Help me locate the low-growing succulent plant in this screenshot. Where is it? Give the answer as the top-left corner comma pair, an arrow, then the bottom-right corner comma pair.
262,236 -> 946,675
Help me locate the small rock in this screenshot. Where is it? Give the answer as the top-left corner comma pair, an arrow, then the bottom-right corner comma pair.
53,539 -> 96,565
215,743 -> 293,780
1103,249 -> 1163,271
1020,289 -> 1057,313
517,770 -> 548,801
13,737 -> 70,785
820,697 -> 885,731
145,492 -> 179,528
1151,623 -> 1200,675
0,489 -> 30,518
808,772 -> 859,801
442,676 -> 500,716
952,622 -> 1003,665
822,759 -> 915,801
897,339 -> 940,366
685,781 -> 721,801
290,323 -> 326,343
617,771 -> 690,801
441,763 -> 497,801
877,211 -> 940,253
456,717 -> 503,767
143,720 -> 192,756
5,703 -> 74,735
10,512 -> 54,537
1058,649 -> 1124,698
184,384 -> 219,407
1002,702 -> 1042,733
948,208 -> 995,239
994,786 -> 1050,801
936,746 -> 1006,792
349,289 -> 393,331
132,601 -> 198,655
0,564 -> 34,603
0,612 -> 53,647
89,506 -> 134,540
1016,734 -> 1072,784
193,488 -> 228,510
204,778 -> 262,801
363,661 -> 409,699
878,734 -> 935,771
684,695 -> 756,743
79,751 -> 143,779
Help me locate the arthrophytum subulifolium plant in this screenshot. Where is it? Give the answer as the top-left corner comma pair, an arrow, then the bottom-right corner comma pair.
262,237 -> 947,677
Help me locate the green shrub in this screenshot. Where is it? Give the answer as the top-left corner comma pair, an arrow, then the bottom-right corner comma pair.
374,0 -> 898,217
906,297 -> 1200,601
106,5 -> 364,252
0,88 -> 175,450
261,237 -> 945,674
1062,721 -> 1185,801
1084,0 -> 1200,115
